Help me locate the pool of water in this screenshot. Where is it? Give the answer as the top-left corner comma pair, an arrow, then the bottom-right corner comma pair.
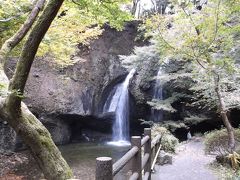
59,142 -> 131,180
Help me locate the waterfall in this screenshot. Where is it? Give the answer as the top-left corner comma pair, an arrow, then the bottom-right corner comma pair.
103,84 -> 122,113
104,69 -> 136,146
151,68 -> 163,122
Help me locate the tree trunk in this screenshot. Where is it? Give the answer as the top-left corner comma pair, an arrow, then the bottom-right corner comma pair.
0,0 -> 73,179
214,74 -> 235,152
0,101 -> 73,179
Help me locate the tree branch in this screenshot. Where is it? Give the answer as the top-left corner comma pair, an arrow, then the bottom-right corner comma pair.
0,3 -> 34,22
156,22 -> 176,50
71,0 -> 81,6
0,0 -> 46,67
7,0 -> 61,109
0,15 -> 22,22
209,0 -> 221,46
181,7 -> 200,35
199,0 -> 221,56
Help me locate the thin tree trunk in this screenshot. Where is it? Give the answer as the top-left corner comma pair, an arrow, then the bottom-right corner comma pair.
0,0 -> 73,179
8,0 -> 64,108
0,101 -> 73,179
214,74 -> 235,152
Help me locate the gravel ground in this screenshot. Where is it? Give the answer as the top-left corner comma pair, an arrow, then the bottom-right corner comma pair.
0,151 -> 42,180
152,138 -> 218,180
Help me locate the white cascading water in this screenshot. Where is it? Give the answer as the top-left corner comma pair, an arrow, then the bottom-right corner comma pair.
151,68 -> 163,122
103,84 -> 122,113
104,69 -> 136,146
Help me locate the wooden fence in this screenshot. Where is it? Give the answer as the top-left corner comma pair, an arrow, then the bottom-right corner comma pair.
95,128 -> 162,180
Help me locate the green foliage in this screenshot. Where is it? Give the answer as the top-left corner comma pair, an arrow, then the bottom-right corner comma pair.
37,0 -> 132,65
183,115 -> 210,125
189,63 -> 240,110
0,83 -> 6,95
142,0 -> 240,112
0,83 -> 5,89
210,161 -> 240,179
0,80 -> 8,96
12,89 -> 25,100
152,124 -> 179,152
69,0 -> 132,30
1,0 -> 132,66
143,0 -> 240,65
121,44 -> 196,115
204,128 -> 240,156
120,44 -> 160,70
160,120 -> 188,132
0,0 -> 32,46
148,92 -> 187,112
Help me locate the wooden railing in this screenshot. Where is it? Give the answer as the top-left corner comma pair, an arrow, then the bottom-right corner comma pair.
95,128 -> 162,180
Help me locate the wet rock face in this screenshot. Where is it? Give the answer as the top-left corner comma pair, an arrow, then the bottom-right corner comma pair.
43,118 -> 71,145
1,21 -> 149,150
5,21 -> 147,117
154,57 -> 240,138
129,60 -> 159,123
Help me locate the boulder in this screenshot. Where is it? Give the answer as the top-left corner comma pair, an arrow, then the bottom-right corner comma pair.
0,120 -> 16,151
157,150 -> 173,165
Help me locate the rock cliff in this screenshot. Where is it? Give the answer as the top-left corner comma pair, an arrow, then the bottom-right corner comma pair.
0,21 -> 150,150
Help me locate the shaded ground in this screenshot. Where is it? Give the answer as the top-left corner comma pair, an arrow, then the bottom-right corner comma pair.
0,143 -> 130,180
152,138 -> 217,180
0,152 -> 43,180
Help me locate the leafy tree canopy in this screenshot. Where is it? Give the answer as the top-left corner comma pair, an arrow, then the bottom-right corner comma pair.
0,0 -> 33,46
141,0 -> 240,111
0,0 -> 132,65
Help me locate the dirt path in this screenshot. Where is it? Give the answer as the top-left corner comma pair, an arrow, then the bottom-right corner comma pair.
152,138 -> 218,180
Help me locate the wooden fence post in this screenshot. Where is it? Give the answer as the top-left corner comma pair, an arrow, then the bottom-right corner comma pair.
96,157 -> 113,180
131,136 -> 142,180
144,128 -> 151,180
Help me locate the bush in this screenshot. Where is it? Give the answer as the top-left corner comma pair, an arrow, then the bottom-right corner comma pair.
204,128 -> 240,156
152,124 -> 179,153
210,162 -> 240,179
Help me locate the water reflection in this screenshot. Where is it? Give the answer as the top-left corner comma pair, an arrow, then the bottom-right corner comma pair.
59,143 -> 130,180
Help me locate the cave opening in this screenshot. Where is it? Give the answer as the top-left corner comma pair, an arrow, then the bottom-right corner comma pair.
58,114 -> 113,143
